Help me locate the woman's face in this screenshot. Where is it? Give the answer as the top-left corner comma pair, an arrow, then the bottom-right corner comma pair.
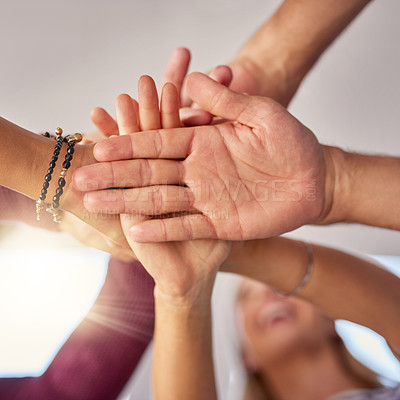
236,278 -> 335,368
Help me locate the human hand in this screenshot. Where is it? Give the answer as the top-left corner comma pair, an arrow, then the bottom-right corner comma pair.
228,56 -> 293,106
162,47 -> 234,126
59,210 -> 136,262
75,72 -> 333,242
54,109 -> 136,260
59,143 -> 133,247
106,74 -> 231,300
163,47 -> 291,110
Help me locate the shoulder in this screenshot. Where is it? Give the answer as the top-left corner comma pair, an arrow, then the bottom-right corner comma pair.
334,385 -> 400,400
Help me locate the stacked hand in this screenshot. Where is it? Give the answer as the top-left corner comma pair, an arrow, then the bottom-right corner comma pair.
74,72 -> 331,243
92,73 -> 231,299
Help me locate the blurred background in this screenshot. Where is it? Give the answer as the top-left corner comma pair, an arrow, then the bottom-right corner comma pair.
0,0 -> 399,398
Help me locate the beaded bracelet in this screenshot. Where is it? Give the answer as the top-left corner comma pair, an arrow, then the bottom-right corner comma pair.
36,127 -> 64,220
36,128 -> 82,223
46,133 -> 82,223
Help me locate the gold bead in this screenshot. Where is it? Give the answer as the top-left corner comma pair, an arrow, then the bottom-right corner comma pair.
55,127 -> 63,136
60,169 -> 66,177
72,133 -> 82,143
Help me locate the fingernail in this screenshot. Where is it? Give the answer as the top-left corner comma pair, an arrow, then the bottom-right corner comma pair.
130,225 -> 144,241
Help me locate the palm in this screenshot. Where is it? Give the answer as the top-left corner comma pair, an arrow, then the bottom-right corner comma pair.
182,104 -> 325,239
76,73 -> 327,242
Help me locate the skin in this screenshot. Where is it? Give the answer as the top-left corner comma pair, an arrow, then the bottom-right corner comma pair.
94,72 -> 400,400
135,235 -> 400,400
237,279 -> 368,400
108,74 -> 229,400
228,0 -> 372,105
73,0 -> 400,243
0,117 -> 131,247
74,73 -> 331,242
75,71 -> 400,241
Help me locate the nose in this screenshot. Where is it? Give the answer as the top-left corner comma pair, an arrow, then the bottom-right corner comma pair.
254,284 -> 286,302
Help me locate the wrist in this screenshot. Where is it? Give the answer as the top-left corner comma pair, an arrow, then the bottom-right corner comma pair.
229,54 -> 293,106
154,283 -> 213,311
222,238 -> 313,295
61,142 -> 95,213
318,145 -> 350,225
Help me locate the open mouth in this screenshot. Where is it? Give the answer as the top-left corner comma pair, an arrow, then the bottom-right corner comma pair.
257,301 -> 296,330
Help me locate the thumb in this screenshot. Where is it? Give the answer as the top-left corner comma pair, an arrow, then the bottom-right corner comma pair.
186,72 -> 257,127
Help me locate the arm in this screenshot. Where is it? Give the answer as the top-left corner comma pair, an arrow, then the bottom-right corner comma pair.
76,73 -> 400,241
153,286 -> 217,400
222,237 -> 400,354
0,258 -> 155,400
94,76 -> 228,400
0,116 -> 132,248
229,0 -> 372,105
322,147 -> 400,230
0,117 -> 74,202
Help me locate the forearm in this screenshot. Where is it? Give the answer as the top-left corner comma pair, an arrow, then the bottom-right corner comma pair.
230,0 -> 371,103
323,146 -> 400,230
0,117 -> 94,208
0,117 -> 58,200
153,288 -> 217,400
222,237 -> 400,350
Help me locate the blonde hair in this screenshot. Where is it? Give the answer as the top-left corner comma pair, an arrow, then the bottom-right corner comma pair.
241,335 -> 382,400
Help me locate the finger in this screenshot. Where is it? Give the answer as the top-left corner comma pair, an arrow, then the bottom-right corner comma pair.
90,107 -> 119,136
161,47 -> 191,102
138,75 -> 161,131
83,186 -> 194,215
132,98 -> 139,129
186,72 -> 275,128
93,126 -> 197,161
209,65 -> 233,88
191,65 -> 234,111
128,214 -> 216,242
179,107 -> 213,126
160,83 -> 182,128
115,94 -> 140,134
73,159 -> 183,191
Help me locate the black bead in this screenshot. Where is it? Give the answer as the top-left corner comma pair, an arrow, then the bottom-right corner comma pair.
41,188 -> 47,195
58,177 -> 66,187
67,146 -> 75,155
43,181 -> 49,189
45,173 -> 52,182
40,193 -> 46,200
62,160 -> 71,169
49,161 -> 56,168
43,132 -> 50,138
52,155 -> 58,162
57,136 -> 63,142
54,149 -> 60,156
64,153 -> 73,162
47,167 -> 54,175
53,194 -> 60,202
56,187 -> 63,196
53,201 -> 59,208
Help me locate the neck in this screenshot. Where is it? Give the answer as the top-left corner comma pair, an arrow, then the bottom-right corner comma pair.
260,341 -> 366,400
